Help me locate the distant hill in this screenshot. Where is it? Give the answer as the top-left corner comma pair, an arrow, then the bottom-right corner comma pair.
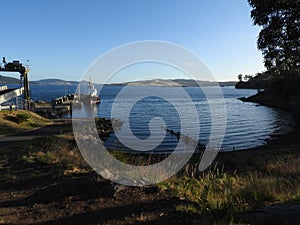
33,79 -> 78,85
172,79 -> 236,87
0,75 -> 20,84
108,79 -> 236,87
110,79 -> 182,87
1,76 -> 236,87
0,76 -> 75,85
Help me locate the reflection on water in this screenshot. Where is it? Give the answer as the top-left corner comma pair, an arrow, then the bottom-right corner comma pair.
9,84 -> 292,152
72,104 -> 98,118
71,86 -> 293,152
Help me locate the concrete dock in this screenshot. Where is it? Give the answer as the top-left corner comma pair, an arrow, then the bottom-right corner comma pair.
32,101 -> 72,118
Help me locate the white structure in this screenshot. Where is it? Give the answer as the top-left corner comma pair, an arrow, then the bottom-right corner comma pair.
0,85 -> 24,110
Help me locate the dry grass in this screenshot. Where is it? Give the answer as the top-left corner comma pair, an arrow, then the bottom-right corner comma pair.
158,151 -> 300,224
22,135 -> 92,178
6,120 -> 299,224
0,110 -> 50,135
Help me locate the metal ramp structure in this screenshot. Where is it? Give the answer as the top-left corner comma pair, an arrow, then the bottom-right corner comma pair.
0,86 -> 25,110
0,57 -> 30,109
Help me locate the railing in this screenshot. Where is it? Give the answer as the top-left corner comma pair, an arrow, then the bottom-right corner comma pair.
0,96 -> 31,111
16,97 -> 31,110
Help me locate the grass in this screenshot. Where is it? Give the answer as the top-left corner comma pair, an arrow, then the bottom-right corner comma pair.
0,110 -> 50,135
22,135 -> 92,178
2,113 -> 298,224
158,151 -> 300,224
24,135 -> 299,224
12,130 -> 300,224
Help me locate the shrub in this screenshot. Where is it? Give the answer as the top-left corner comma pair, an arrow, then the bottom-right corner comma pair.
5,112 -> 30,123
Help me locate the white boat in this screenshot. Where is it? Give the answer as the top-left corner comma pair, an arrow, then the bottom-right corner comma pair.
78,79 -> 100,105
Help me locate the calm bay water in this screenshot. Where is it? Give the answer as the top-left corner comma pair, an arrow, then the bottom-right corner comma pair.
9,84 -> 293,151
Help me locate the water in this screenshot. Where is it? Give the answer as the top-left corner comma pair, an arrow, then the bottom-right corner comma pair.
7,84 -> 294,151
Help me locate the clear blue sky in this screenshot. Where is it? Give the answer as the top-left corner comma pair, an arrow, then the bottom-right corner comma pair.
0,0 -> 265,82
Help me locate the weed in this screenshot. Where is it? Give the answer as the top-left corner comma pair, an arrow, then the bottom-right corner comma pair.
175,204 -> 199,214
22,135 -> 91,178
159,151 -> 300,224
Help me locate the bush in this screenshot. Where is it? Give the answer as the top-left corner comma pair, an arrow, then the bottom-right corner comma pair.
15,113 -> 30,123
5,112 -> 30,123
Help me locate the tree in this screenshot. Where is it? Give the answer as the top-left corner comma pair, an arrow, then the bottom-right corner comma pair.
244,75 -> 254,81
238,74 -> 243,82
248,0 -> 300,75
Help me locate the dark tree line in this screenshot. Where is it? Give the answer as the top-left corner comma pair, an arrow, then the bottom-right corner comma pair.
248,0 -> 300,76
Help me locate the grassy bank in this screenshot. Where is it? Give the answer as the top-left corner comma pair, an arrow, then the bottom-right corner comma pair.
6,133 -> 299,224
0,110 -> 50,135
21,135 -> 92,178
159,150 -> 300,224
1,111 -> 300,224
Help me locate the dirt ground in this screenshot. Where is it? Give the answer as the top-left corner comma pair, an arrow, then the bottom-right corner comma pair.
1,119 -> 300,225
0,158 -> 189,225
0,121 -> 202,225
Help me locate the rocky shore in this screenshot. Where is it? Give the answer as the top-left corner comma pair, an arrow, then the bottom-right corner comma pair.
239,77 -> 300,122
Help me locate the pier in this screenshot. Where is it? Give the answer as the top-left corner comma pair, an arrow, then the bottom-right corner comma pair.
33,93 -> 80,117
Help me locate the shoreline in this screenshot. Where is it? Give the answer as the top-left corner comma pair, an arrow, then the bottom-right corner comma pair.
1,110 -> 300,225
236,85 -> 300,152
2,109 -> 297,156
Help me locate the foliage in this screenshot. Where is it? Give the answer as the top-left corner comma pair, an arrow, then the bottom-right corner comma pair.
243,75 -> 253,81
5,112 -> 30,123
159,152 -> 300,224
237,74 -> 243,82
0,110 -> 50,134
22,135 -> 91,178
15,112 -> 30,123
248,0 -> 300,75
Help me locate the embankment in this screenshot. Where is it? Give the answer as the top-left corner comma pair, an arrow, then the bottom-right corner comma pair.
240,77 -> 300,122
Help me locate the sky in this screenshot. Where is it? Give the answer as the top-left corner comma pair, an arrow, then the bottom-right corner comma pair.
0,0 -> 266,82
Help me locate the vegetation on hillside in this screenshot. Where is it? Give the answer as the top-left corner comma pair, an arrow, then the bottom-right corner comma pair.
237,1 -> 300,102
248,0 -> 300,76
235,71 -> 273,89
0,110 -> 50,135
4,133 -> 298,224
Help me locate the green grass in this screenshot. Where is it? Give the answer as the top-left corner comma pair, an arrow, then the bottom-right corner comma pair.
158,151 -> 300,224
0,110 -> 50,135
22,135 -> 92,178
70,146 -> 300,223
11,128 -> 300,224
